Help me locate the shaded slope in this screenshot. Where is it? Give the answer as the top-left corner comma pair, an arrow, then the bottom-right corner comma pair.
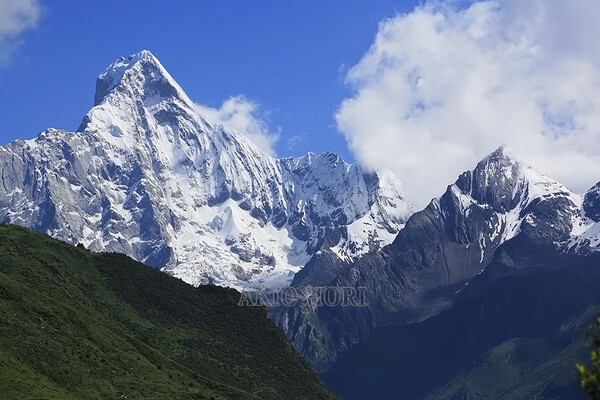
0,223 -> 338,400
427,337 -> 587,400
321,243 -> 600,399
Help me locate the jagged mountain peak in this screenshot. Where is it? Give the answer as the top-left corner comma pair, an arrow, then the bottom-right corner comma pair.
451,146 -> 571,214
438,147 -> 600,262
483,144 -> 514,161
475,145 -> 521,180
429,146 -> 580,256
467,146 -> 522,211
98,49 -> 158,83
79,50 -> 205,151
93,50 -> 185,107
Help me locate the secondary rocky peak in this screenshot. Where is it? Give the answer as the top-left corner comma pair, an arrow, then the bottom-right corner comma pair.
452,146 -> 575,218
583,182 -> 600,222
475,146 -> 519,172
453,146 -> 523,212
471,146 -> 522,211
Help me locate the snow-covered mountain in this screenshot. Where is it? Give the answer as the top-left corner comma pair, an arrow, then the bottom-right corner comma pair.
439,145 -> 600,259
0,50 -> 413,289
292,145 -> 600,296
320,150 -> 600,399
431,145 -> 600,261
4,49 -> 599,382
273,146 -> 600,371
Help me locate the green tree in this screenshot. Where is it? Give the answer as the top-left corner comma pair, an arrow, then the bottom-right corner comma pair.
577,316 -> 600,399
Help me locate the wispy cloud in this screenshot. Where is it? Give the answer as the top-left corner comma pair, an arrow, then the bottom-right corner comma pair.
336,0 -> 600,208
286,134 -> 305,151
194,95 -> 280,156
0,0 -> 41,66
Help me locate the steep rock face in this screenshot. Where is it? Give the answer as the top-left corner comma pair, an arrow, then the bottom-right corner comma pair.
583,182 -> 600,221
0,50 -> 413,289
564,182 -> 600,252
273,146 -> 595,371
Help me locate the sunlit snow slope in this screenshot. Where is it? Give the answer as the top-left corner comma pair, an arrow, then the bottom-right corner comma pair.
0,50 -> 413,289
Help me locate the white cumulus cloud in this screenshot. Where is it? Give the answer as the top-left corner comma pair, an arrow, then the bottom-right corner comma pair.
336,0 -> 600,208
195,95 -> 280,156
0,0 -> 41,65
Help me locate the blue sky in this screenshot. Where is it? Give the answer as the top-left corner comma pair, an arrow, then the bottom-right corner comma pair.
2,1 -> 600,207
0,0 -> 420,162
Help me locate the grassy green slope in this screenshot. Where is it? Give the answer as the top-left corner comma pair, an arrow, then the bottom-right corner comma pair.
0,223 -> 338,400
427,336 -> 588,400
